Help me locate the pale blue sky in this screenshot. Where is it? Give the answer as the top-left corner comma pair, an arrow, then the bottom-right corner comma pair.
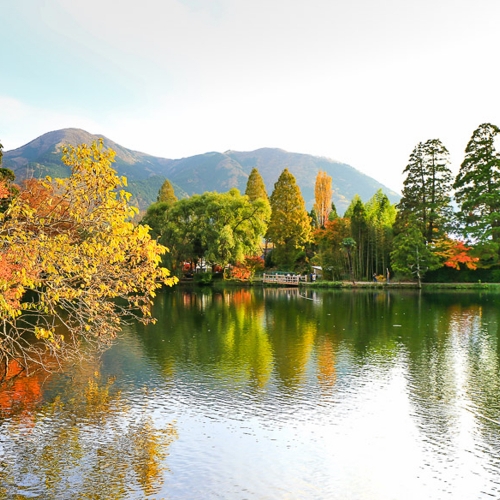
2,0 -> 499,192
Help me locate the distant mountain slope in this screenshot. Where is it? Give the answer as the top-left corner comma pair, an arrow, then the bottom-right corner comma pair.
224,148 -> 400,211
3,128 -> 400,213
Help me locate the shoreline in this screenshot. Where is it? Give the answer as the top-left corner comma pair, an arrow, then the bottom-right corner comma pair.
176,278 -> 500,290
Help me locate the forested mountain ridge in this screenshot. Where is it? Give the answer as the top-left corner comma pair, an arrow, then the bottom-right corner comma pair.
3,128 -> 400,212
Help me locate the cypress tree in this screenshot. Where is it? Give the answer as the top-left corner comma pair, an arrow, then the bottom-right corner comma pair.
267,168 -> 311,268
453,123 -> 500,259
157,179 -> 178,205
245,168 -> 268,201
396,139 -> 453,243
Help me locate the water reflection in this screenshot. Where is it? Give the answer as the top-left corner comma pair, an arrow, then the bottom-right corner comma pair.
0,368 -> 177,499
1,288 -> 500,498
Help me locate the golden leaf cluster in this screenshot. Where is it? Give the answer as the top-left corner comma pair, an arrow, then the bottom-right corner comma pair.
0,140 -> 177,374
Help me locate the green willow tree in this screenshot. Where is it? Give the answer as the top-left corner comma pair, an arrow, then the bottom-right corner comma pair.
245,168 -> 268,201
396,139 -> 453,243
453,123 -> 500,264
267,168 -> 311,269
148,189 -> 270,272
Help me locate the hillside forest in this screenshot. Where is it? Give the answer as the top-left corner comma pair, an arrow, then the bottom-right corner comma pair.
140,123 -> 500,284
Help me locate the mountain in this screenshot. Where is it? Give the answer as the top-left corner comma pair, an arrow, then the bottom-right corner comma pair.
3,128 -> 400,213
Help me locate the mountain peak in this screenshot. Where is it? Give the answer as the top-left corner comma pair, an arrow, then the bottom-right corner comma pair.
3,128 -> 400,213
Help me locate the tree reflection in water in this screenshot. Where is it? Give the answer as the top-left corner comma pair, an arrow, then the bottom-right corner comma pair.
0,369 -> 177,499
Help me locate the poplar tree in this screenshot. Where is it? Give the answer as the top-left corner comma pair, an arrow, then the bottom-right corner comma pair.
313,170 -> 332,228
267,168 -> 311,268
245,168 -> 268,201
157,179 -> 178,205
453,123 -> 500,261
396,139 -> 453,243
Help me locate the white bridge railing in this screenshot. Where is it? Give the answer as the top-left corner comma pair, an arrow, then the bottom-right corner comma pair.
262,273 -> 302,286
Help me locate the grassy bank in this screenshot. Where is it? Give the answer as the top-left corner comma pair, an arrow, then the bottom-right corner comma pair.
176,277 -> 500,290
301,281 -> 500,290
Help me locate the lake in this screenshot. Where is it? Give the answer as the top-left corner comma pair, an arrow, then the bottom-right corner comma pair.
1,287 -> 500,499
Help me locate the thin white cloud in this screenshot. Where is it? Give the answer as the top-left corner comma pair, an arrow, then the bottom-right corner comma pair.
2,0 -> 500,194
0,96 -> 101,151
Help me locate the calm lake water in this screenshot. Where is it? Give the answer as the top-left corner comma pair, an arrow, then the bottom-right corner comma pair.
1,287 -> 500,499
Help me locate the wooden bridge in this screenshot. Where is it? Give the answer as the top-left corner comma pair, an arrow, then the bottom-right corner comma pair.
262,273 -> 303,286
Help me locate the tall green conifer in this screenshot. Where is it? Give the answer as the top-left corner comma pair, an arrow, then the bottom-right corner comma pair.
396,139 -> 452,243
453,123 -> 500,261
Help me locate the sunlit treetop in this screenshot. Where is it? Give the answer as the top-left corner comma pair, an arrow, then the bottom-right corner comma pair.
0,140 -> 177,376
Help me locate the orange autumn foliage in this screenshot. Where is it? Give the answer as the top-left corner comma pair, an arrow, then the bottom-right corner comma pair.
313,170 -> 333,227
231,264 -> 252,280
0,359 -> 45,417
0,179 -> 9,199
231,256 -> 265,280
436,238 -> 479,270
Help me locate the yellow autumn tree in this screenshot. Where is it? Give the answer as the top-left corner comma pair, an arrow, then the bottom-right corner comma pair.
0,140 -> 177,375
313,170 -> 332,228
268,168 -> 311,268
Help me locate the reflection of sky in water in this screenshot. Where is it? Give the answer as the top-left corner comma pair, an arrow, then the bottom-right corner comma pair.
2,289 -> 500,498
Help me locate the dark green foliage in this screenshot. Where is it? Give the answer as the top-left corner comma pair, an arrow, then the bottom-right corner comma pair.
342,237 -> 356,282
397,139 -> 453,243
194,272 -> 213,285
424,265 -> 500,283
0,168 -> 15,182
390,217 -> 441,284
140,202 -> 169,240
309,208 -> 319,229
453,123 -> 500,262
328,201 -> 338,221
